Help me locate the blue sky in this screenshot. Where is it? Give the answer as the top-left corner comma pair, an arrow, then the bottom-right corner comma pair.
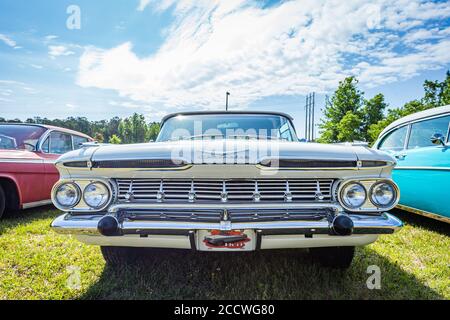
0,0 -> 449,138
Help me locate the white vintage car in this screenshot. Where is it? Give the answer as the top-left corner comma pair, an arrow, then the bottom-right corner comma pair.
51,111 -> 402,268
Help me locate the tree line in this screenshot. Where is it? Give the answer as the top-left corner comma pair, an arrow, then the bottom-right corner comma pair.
318,71 -> 450,145
0,113 -> 161,144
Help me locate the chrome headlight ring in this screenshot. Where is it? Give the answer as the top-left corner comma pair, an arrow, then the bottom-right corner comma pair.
83,181 -> 111,210
338,181 -> 367,210
369,180 -> 400,210
52,179 -> 114,212
52,182 -> 81,211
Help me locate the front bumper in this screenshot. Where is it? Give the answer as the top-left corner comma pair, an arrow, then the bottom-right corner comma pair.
51,204 -> 403,250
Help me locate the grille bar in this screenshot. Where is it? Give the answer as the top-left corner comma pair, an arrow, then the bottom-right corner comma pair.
121,208 -> 333,223
116,179 -> 335,203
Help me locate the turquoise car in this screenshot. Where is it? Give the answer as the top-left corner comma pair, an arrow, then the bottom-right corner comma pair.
374,105 -> 450,224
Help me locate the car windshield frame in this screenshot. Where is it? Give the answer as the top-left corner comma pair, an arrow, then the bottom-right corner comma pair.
156,114 -> 298,142
0,124 -> 47,151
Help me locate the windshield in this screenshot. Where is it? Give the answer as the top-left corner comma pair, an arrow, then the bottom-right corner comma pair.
157,114 -> 298,142
0,124 -> 47,150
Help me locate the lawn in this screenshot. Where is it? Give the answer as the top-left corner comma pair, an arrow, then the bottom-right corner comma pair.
0,207 -> 448,300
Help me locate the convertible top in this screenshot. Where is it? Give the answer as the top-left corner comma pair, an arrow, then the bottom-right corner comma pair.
161,110 -> 294,124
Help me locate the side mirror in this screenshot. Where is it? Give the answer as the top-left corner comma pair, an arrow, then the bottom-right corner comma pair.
430,133 -> 446,146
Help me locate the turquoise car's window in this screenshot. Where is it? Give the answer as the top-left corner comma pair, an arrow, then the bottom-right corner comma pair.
157,114 -> 298,142
408,115 -> 450,149
378,126 -> 408,151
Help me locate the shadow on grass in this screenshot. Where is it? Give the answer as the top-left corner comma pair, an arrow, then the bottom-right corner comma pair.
390,209 -> 450,237
81,247 -> 444,300
0,205 -> 58,235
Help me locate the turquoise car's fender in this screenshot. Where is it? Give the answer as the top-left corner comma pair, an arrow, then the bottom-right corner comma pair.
393,145 -> 450,221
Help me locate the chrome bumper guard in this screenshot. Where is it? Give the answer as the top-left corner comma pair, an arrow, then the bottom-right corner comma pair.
51,203 -> 403,237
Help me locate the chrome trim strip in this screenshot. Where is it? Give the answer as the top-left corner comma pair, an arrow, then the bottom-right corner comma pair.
0,159 -> 43,164
22,199 -> 52,209
51,212 -> 403,235
397,204 -> 450,224
107,202 -> 342,213
394,166 -> 450,171
255,164 -> 392,171
257,157 -> 395,171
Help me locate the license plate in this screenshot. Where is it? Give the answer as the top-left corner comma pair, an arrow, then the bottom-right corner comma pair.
196,229 -> 255,251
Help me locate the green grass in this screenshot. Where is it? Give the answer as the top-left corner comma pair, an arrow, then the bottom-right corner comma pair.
0,207 -> 448,300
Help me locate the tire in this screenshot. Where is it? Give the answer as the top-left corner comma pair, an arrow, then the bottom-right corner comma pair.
100,246 -> 140,266
0,185 -> 5,220
310,246 -> 355,269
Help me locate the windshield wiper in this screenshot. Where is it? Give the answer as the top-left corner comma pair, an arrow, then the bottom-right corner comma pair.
169,134 -> 284,141
226,134 -> 281,140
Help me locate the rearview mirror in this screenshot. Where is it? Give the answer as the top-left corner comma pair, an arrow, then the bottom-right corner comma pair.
430,133 -> 446,146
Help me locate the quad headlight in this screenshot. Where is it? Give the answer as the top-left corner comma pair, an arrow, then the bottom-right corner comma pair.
340,182 -> 367,209
370,181 -> 397,208
54,183 -> 81,209
338,179 -> 399,211
52,180 -> 112,211
83,182 -> 110,209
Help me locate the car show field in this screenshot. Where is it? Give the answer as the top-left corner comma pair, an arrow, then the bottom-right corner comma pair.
0,206 -> 448,300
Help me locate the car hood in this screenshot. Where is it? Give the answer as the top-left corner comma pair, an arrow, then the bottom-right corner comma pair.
0,149 -> 42,160
56,140 -> 395,165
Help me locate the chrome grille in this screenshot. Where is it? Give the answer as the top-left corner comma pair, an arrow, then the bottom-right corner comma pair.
116,179 -> 335,203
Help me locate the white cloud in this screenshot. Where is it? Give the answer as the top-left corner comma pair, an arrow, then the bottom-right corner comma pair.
30,64 -> 44,69
79,0 -> 450,110
0,33 -> 20,49
48,45 -> 75,59
65,103 -> 77,109
137,0 -> 151,11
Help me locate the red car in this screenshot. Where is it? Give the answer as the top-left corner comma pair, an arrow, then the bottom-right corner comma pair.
0,123 -> 93,218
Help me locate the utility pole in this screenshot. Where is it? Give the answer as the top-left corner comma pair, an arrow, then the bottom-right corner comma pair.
225,92 -> 230,111
304,92 -> 316,141
311,92 -> 315,141
305,94 -> 309,140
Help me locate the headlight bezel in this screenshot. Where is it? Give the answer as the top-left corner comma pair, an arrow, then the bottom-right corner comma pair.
339,181 -> 367,210
83,181 -> 111,210
52,179 -> 114,212
369,180 -> 399,209
337,178 -> 400,212
52,182 -> 81,210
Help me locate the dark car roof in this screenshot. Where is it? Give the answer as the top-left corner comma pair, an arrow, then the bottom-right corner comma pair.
161,111 -> 294,123
0,123 -> 92,139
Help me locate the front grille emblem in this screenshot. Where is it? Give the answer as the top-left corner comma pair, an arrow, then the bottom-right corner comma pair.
188,180 -> 196,203
315,181 -> 324,201
157,180 -> 165,203
220,181 -> 228,202
253,180 -> 261,202
284,180 -> 293,202
125,180 -> 134,202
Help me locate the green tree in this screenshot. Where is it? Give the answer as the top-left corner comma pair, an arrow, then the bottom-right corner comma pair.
367,100 -> 426,144
108,134 -> 122,144
337,112 -> 362,142
94,132 -> 104,143
362,94 -> 388,143
147,122 -> 161,141
118,113 -> 149,143
318,77 -> 364,143
422,70 -> 450,107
